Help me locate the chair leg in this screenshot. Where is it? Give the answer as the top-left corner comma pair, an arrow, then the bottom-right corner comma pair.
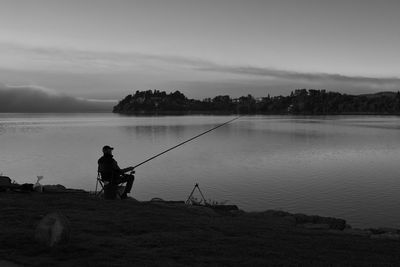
97,188 -> 104,196
96,180 -> 105,196
95,179 -> 99,194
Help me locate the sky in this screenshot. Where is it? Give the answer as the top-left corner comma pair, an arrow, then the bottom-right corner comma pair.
0,0 -> 399,104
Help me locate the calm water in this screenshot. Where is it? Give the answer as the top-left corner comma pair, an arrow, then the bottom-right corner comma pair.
1,113 -> 400,228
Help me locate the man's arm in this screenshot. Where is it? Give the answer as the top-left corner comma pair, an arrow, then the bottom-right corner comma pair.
112,159 -> 134,174
121,166 -> 135,173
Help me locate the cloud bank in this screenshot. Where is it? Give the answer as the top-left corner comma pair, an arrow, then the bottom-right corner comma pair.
0,84 -> 114,112
3,42 -> 400,83
1,42 -> 400,98
197,65 -> 400,86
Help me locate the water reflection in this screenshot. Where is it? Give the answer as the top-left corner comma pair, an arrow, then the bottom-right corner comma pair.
121,125 -> 187,140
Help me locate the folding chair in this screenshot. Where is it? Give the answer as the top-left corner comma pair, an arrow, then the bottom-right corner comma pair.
95,171 -> 126,199
95,171 -> 105,196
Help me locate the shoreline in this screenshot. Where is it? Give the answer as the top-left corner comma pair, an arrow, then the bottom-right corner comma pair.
1,190 -> 400,266
114,110 -> 400,116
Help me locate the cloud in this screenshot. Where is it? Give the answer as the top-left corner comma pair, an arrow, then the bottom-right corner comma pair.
0,84 -> 114,112
1,41 -> 400,95
0,42 -> 211,74
196,65 -> 400,88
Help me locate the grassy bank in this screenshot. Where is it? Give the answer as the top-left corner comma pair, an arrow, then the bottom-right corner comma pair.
1,192 -> 400,266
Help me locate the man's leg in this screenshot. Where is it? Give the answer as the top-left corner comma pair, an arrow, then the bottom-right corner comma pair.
114,175 -> 134,198
121,174 -> 134,194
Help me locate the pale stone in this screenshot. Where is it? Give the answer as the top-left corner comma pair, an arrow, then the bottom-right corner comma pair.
34,212 -> 71,247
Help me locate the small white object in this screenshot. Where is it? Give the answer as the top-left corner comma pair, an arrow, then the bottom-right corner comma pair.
33,176 -> 44,193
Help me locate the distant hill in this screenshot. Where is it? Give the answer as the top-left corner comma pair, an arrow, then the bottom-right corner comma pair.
0,85 -> 114,113
113,89 -> 400,115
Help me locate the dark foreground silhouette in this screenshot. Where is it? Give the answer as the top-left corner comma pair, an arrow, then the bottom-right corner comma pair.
1,192 -> 400,266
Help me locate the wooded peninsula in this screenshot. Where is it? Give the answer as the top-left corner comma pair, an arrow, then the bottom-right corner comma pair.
113,89 -> 400,115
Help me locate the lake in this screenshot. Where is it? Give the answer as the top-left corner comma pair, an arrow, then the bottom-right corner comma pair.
1,113 -> 400,228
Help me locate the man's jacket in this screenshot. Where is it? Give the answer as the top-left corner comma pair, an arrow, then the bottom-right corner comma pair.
98,154 -> 122,181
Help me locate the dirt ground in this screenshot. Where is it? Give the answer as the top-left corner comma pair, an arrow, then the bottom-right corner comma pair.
1,191 -> 400,266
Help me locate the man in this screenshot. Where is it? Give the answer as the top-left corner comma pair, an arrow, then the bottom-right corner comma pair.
98,145 -> 135,199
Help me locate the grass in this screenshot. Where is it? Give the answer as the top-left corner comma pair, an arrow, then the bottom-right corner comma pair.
1,192 -> 400,266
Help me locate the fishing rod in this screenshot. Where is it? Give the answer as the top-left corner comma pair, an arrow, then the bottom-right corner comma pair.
132,116 -> 240,169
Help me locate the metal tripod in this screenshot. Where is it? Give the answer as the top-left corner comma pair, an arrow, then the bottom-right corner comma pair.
186,183 -> 207,205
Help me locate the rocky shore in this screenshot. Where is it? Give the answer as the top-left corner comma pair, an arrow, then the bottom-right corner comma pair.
1,191 -> 400,266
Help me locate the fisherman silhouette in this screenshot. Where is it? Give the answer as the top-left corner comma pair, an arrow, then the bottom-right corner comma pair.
97,145 -> 135,199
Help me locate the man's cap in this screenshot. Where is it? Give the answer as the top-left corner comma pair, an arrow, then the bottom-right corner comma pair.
102,145 -> 114,151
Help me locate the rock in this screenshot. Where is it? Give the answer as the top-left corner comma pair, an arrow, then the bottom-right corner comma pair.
149,198 -> 184,204
0,260 -> 22,267
370,233 -> 400,240
262,210 -> 292,217
327,228 -> 372,237
377,228 -> 399,234
294,213 -> 346,230
302,223 -> 330,230
43,184 -> 66,192
34,212 -> 71,247
368,228 -> 384,235
326,229 -> 347,235
186,205 -> 218,216
0,176 -> 12,186
343,229 -> 371,237
345,224 -> 352,229
281,215 -> 296,225
209,205 -> 239,211
150,197 -> 165,202
229,209 -> 246,216
0,176 -> 18,192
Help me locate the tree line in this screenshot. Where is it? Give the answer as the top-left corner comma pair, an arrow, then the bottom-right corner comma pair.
113,89 -> 400,115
